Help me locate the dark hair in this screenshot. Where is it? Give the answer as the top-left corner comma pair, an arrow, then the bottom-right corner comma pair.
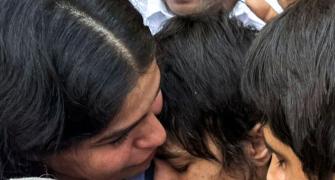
156,12 -> 257,176
241,0 -> 335,179
0,0 -> 155,178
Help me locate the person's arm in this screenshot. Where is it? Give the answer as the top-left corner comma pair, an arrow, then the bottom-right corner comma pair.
246,0 -> 278,22
246,0 -> 297,22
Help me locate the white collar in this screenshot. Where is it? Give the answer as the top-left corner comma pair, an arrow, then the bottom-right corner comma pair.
145,0 -> 174,20
231,0 -> 266,30
265,0 -> 284,14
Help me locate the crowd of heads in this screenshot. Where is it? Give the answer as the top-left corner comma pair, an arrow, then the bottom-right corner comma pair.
0,0 -> 335,179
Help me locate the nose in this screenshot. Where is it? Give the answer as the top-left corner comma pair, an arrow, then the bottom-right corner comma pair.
134,114 -> 167,149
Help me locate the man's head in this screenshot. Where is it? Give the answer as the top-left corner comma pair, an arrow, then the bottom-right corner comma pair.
156,12 -> 269,178
242,0 -> 335,179
164,0 -> 237,16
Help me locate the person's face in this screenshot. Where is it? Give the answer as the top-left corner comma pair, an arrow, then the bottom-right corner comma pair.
46,61 -> 166,180
164,0 -> 237,16
263,126 -> 308,180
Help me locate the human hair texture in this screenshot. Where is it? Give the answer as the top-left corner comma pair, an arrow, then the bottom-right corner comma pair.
156,12 -> 257,177
0,0 -> 155,178
241,0 -> 335,179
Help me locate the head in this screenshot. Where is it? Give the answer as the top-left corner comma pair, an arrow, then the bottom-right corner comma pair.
241,0 -> 335,179
164,0 -> 237,16
0,0 -> 166,179
156,12 -> 269,179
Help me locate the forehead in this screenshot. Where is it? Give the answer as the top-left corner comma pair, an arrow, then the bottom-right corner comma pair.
263,126 -> 300,161
91,61 -> 160,140
264,126 -> 310,179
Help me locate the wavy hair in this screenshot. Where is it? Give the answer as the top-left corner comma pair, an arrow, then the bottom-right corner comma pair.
242,0 -> 335,179
0,0 -> 155,178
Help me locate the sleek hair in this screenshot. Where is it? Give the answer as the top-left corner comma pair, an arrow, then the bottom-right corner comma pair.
0,0 -> 155,178
241,0 -> 335,179
156,12 -> 256,176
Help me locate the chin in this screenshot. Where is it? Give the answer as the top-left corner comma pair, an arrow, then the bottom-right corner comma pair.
165,0 -> 200,15
117,163 -> 152,179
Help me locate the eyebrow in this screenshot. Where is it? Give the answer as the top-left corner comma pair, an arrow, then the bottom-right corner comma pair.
264,139 -> 286,159
95,87 -> 161,145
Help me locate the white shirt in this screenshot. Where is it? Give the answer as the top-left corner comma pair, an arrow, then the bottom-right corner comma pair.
130,0 -> 283,33
129,0 -> 174,34
265,0 -> 284,14
129,173 -> 145,180
230,0 -> 266,30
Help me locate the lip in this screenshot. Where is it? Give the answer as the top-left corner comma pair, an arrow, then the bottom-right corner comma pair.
141,150 -> 156,166
129,150 -> 156,169
172,0 -> 194,4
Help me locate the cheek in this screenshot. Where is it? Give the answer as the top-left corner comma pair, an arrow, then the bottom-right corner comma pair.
88,146 -> 132,172
47,146 -> 132,179
71,145 -> 134,179
289,160 -> 309,180
267,154 -> 286,180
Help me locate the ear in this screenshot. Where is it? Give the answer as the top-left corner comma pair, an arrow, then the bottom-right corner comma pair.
244,123 -> 271,167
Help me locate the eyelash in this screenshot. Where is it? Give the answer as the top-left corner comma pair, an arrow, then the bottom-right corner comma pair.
274,154 -> 286,168
109,132 -> 130,146
107,114 -> 148,146
278,159 -> 285,167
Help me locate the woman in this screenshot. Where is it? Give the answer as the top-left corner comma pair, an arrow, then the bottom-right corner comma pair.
242,0 -> 335,179
156,12 -> 270,180
0,0 -> 166,179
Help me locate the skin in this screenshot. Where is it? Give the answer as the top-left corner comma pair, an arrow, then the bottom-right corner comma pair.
46,61 -> 167,180
278,0 -> 296,8
246,0 -> 297,22
155,130 -> 270,180
155,139 -> 234,180
174,141 -> 243,180
159,138 -> 229,180
263,126 -> 308,180
164,0 -> 238,16
246,0 -> 278,22
165,0 -> 296,20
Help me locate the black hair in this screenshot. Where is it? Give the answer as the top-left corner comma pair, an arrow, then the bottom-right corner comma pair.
0,0 -> 155,178
241,0 -> 335,179
156,11 -> 257,177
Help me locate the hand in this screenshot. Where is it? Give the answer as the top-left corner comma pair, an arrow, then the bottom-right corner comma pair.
246,0 -> 279,22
